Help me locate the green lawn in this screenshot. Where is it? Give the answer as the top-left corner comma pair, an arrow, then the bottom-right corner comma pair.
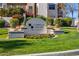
0,28 -> 8,38
0,27 -> 79,56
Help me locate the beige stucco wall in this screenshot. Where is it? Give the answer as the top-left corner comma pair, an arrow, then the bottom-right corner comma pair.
37,3 -> 65,18
37,3 -> 48,17
37,3 -> 58,18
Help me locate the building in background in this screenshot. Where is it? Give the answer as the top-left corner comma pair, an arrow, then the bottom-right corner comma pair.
37,3 -> 66,18
0,3 -> 66,18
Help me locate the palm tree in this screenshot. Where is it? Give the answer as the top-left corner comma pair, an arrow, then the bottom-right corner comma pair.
60,3 -> 68,18
57,3 -> 68,18
57,3 -> 66,18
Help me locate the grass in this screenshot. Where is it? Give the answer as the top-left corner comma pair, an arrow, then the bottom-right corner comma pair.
0,28 -> 8,38
0,27 -> 79,55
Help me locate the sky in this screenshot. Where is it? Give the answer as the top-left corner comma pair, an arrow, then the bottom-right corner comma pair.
74,3 -> 78,20
67,3 -> 78,20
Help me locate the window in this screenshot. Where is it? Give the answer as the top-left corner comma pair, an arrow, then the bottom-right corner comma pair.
29,6 -> 32,10
0,3 -> 2,8
48,4 -> 55,10
29,6 -> 33,12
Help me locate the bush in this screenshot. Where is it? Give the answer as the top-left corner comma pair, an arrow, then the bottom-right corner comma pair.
0,7 -> 25,17
61,17 -> 72,26
37,16 -> 54,26
0,8 -> 6,17
46,17 -> 54,25
9,18 -> 19,28
0,19 -> 5,28
12,14 -> 24,25
27,17 -> 32,21
54,18 -> 62,26
36,15 -> 46,21
25,34 -> 54,39
54,18 -> 72,27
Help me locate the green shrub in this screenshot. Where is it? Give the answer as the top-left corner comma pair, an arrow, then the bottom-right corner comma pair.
61,17 -> 72,26
9,18 -> 19,28
64,17 -> 72,21
36,15 -> 46,21
25,34 -> 54,39
0,19 -> 5,28
46,17 -> 54,25
0,7 -> 25,17
37,16 -> 54,26
54,18 -> 62,26
54,18 -> 72,27
0,8 -> 6,17
27,17 -> 32,21
12,14 -> 24,26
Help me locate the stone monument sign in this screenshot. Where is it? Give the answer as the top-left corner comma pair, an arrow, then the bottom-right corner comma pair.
24,18 -> 47,35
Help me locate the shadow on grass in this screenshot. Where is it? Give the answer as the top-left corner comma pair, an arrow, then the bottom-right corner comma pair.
0,33 -> 8,35
0,40 -> 32,50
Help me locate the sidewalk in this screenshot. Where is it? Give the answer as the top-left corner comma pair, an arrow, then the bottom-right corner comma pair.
20,49 -> 79,56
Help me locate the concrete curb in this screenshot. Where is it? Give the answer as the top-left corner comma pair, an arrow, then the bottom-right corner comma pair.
22,49 -> 79,56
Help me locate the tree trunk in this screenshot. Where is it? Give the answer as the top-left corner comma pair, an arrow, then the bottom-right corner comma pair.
33,3 -> 37,18
57,3 -> 65,18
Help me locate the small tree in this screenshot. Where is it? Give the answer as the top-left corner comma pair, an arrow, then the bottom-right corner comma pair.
9,14 -> 19,28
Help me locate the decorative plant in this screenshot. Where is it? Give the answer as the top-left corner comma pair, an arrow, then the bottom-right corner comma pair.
9,17 -> 19,28
0,18 -> 5,28
0,8 -> 6,17
36,15 -> 46,21
54,18 -> 62,27
46,17 -> 54,26
63,17 -> 72,26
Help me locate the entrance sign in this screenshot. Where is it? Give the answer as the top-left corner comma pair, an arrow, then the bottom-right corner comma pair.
24,18 -> 47,35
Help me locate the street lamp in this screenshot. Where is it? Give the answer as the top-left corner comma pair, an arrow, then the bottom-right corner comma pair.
21,13 -> 26,28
